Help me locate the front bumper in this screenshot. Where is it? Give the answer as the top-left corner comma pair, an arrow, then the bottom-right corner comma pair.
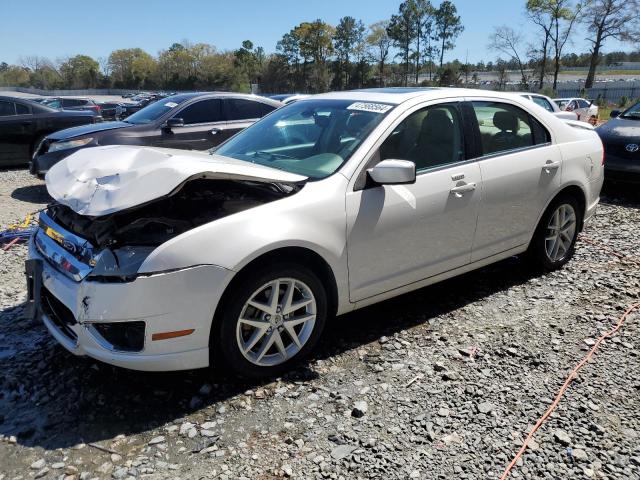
604,153 -> 640,184
31,148 -> 79,176
28,237 -> 234,371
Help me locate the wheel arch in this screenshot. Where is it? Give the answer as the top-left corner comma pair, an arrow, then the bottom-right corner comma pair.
528,183 -> 587,248
212,246 -> 341,331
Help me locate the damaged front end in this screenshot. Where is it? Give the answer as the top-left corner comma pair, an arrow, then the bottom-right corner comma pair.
39,178 -> 301,282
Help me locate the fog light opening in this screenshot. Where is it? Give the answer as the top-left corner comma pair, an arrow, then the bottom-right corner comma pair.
93,321 -> 145,352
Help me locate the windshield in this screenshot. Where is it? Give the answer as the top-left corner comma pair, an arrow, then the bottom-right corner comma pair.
125,98 -> 185,124
214,99 -> 393,179
554,99 -> 571,110
621,102 -> 640,119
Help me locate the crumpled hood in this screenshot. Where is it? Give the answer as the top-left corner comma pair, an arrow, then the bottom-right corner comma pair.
45,145 -> 307,216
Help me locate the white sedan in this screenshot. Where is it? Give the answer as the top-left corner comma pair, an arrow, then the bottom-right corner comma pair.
27,88 -> 604,378
518,93 -> 578,121
554,98 -> 599,124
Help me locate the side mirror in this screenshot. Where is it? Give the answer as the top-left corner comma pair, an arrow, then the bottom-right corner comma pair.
610,109 -> 620,118
367,159 -> 416,186
165,117 -> 184,129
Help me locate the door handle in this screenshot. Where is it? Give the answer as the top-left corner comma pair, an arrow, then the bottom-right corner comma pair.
543,160 -> 561,173
210,128 -> 222,135
450,182 -> 477,197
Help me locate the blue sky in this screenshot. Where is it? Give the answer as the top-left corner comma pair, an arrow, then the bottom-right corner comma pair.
0,0 -> 631,66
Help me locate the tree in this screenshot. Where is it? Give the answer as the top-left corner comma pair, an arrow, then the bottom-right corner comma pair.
580,0 -> 640,88
58,55 -> 100,88
234,40 -> 265,89
108,48 -> 157,88
436,64 -> 462,86
295,20 -> 335,92
276,31 -> 303,91
527,0 -> 554,89
387,1 -> 417,86
489,26 -> 530,88
418,0 -> 438,80
529,0 -> 582,90
334,16 -> 365,89
434,0 -> 464,68
367,21 -> 392,86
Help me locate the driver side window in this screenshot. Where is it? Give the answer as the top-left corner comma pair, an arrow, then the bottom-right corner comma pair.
379,103 -> 465,172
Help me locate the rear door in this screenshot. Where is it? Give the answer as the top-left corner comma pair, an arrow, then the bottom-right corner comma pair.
0,100 -> 32,165
156,98 -> 226,150
223,98 -> 277,139
467,100 -> 561,261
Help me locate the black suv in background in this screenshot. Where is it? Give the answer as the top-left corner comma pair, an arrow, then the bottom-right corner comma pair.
97,102 -> 124,121
31,92 -> 282,176
0,96 -> 97,167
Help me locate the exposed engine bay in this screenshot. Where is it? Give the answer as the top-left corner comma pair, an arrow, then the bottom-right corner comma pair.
47,179 -> 300,250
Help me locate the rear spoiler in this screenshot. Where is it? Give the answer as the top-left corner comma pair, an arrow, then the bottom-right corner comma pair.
563,119 -> 595,130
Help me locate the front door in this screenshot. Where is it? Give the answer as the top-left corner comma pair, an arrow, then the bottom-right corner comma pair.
157,98 -> 229,150
346,102 -> 481,302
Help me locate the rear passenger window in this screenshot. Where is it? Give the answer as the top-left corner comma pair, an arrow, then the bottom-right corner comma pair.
177,99 -> 223,124
471,102 -> 550,156
226,99 -> 275,121
0,101 -> 16,116
16,103 -> 30,114
379,103 -> 465,171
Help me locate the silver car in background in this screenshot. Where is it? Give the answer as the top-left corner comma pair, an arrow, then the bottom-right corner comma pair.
27,88 -> 604,378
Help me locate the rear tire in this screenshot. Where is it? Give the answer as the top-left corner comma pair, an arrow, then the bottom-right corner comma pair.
526,194 -> 582,271
211,263 -> 327,379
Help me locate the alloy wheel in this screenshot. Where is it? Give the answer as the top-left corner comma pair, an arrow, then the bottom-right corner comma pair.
545,203 -> 577,262
236,278 -> 317,367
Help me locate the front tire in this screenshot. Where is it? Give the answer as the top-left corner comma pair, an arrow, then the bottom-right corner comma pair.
527,194 -> 581,270
212,263 -> 327,379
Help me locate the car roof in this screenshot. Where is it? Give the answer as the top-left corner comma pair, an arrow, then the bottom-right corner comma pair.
310,87 -> 541,105
163,92 -> 281,104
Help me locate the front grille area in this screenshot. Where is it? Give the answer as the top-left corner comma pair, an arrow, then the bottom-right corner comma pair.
605,143 -> 639,160
41,286 -> 78,342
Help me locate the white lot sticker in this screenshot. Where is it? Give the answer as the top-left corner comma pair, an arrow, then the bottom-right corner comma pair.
164,102 -> 178,108
347,102 -> 393,114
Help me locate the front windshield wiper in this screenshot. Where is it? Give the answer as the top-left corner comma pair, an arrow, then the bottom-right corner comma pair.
621,112 -> 640,119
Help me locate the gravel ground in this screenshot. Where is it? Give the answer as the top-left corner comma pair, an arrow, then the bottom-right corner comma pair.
0,169 -> 638,480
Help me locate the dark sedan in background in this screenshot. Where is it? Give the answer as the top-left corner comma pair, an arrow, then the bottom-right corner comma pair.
597,101 -> 640,184
0,96 -> 97,167
31,92 -> 281,176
